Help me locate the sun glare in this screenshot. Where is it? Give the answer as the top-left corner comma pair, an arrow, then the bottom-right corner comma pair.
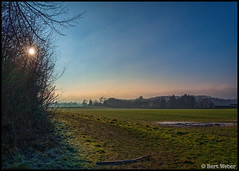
28,47 -> 35,55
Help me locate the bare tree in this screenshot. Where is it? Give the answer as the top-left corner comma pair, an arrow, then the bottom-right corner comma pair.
82,99 -> 88,108
99,96 -> 106,104
1,1 -> 84,152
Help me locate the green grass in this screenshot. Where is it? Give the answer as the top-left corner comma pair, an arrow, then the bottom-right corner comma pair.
50,108 -> 237,169
56,108 -> 237,123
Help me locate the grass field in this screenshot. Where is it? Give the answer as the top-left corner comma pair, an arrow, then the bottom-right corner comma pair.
51,108 -> 237,169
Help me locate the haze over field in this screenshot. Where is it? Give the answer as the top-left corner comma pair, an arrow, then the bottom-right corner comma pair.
54,2 -> 237,102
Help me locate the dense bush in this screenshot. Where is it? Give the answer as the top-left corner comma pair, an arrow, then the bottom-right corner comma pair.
1,1 -> 82,158
2,5 -> 55,153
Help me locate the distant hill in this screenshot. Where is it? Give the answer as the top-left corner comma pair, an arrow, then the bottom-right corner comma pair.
148,95 -> 237,107
102,95 -> 237,109
209,98 -> 237,106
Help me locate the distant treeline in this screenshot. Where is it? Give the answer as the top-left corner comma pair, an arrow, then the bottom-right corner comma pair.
102,95 -> 213,109
55,95 -> 237,109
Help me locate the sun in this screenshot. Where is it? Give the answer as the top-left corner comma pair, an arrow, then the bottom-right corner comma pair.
28,47 -> 35,55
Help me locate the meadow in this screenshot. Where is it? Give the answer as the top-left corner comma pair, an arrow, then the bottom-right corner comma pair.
50,108 -> 237,169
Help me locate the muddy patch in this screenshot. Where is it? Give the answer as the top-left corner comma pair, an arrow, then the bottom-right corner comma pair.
155,121 -> 237,127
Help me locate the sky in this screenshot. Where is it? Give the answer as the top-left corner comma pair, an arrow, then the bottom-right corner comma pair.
53,2 -> 237,102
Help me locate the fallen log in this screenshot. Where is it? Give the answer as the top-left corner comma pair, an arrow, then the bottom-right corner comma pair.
96,155 -> 151,165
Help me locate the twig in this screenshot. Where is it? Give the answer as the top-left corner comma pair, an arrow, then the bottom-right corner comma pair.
96,155 -> 151,165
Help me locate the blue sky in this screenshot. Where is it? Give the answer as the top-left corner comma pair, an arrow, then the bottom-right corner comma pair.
54,2 -> 237,102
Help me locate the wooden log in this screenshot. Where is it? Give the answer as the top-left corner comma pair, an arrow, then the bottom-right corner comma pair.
96,155 -> 151,165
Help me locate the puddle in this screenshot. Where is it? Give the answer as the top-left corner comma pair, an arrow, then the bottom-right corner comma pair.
155,121 -> 237,127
